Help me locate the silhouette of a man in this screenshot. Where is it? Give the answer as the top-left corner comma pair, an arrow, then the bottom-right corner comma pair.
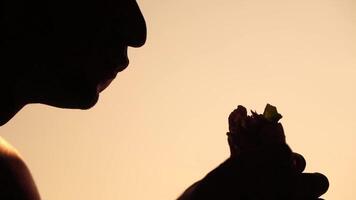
0,0 -> 328,199
1,0 -> 145,199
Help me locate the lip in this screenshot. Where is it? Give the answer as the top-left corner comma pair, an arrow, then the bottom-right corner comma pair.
115,56 -> 130,73
96,56 -> 129,93
96,77 -> 115,93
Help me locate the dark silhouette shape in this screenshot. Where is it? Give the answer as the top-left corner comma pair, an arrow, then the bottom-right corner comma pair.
178,105 -> 329,199
0,145 -> 40,200
1,0 -> 146,199
0,0 -> 147,125
0,0 -> 328,199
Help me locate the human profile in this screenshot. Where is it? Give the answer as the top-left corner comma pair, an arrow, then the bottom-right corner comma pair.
1,1 -> 328,199
1,0 -> 146,198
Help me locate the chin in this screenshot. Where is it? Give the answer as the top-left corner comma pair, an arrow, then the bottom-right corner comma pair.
42,87 -> 100,110
74,94 -> 99,110
67,93 -> 99,110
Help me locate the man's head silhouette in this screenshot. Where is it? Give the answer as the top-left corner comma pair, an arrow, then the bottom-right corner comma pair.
0,0 -> 147,125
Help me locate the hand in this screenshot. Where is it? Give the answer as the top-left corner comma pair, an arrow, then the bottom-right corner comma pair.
178,105 -> 329,200
178,152 -> 328,200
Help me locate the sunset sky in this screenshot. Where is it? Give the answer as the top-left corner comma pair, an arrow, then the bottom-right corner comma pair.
1,0 -> 355,199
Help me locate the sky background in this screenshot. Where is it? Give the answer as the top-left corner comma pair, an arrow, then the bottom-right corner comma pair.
1,0 -> 355,199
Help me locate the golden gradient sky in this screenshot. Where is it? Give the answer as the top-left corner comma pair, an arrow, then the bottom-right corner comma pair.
1,0 -> 355,199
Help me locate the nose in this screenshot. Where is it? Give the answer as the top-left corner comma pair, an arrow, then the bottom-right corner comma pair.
120,0 -> 147,48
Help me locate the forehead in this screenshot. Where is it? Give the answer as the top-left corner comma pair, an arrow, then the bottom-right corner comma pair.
3,0 -> 135,17
2,0 -> 138,36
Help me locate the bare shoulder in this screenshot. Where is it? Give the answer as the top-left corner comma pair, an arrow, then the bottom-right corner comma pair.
0,137 -> 41,200
177,181 -> 201,200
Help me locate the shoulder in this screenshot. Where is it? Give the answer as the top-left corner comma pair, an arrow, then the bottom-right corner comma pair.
177,181 -> 201,200
0,137 -> 41,200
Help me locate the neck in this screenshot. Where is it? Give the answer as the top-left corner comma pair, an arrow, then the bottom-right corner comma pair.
0,81 -> 25,126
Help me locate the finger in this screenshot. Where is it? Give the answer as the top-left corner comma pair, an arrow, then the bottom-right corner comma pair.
296,173 -> 329,198
227,132 -> 239,157
292,153 -> 306,173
